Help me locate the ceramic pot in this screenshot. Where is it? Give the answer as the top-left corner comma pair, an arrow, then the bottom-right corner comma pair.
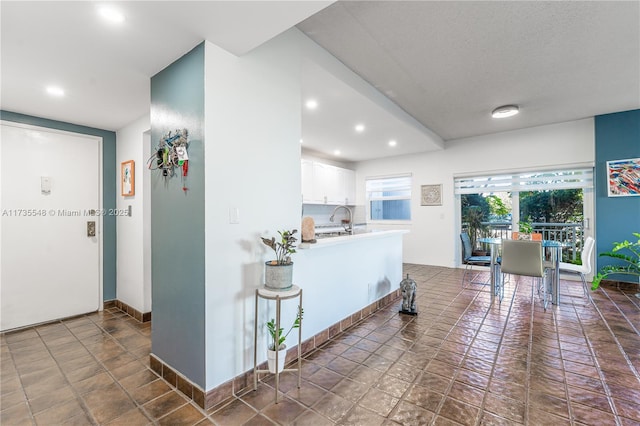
265,262 -> 293,290
267,346 -> 287,373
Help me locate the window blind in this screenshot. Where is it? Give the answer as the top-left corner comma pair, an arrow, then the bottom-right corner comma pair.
366,174 -> 412,200
454,168 -> 593,195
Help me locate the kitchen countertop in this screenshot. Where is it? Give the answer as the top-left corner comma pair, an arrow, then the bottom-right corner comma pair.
298,229 -> 408,249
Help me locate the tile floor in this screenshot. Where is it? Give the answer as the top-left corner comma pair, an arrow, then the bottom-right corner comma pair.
1,264 -> 639,425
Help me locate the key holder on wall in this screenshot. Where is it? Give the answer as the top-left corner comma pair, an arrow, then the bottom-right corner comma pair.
148,129 -> 190,192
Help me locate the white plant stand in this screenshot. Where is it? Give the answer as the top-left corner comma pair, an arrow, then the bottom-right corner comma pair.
253,285 -> 302,403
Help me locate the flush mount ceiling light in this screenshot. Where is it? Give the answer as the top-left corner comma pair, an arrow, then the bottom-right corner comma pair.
305,99 -> 318,110
46,86 -> 65,97
98,6 -> 125,24
491,105 -> 519,118
388,140 -> 397,147
355,124 -> 365,133
333,150 -> 341,156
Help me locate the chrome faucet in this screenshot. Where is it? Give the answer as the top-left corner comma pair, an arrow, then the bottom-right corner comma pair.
330,205 -> 354,235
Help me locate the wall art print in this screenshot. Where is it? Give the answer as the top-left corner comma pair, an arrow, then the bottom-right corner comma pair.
421,184 -> 442,206
607,157 -> 640,197
121,160 -> 135,197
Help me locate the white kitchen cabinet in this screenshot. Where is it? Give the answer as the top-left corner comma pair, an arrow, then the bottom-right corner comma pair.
301,159 -> 315,203
312,162 -> 331,204
301,160 -> 356,205
342,168 -> 356,205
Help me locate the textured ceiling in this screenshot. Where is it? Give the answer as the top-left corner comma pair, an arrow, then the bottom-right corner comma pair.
298,1 -> 640,141
1,1 -> 638,162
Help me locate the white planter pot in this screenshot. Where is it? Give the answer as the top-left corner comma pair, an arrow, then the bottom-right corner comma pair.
265,262 -> 293,290
267,346 -> 287,373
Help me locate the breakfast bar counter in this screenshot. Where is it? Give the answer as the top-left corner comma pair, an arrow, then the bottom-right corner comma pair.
290,229 -> 408,341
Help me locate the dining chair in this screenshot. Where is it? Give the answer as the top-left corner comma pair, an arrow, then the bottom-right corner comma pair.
559,236 -> 595,298
499,239 -> 552,309
460,232 -> 491,287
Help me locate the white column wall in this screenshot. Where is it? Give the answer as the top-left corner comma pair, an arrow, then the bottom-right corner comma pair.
355,118 -> 595,267
116,114 -> 151,312
203,32 -> 303,389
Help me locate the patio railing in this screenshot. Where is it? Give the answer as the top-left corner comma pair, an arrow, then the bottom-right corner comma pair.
465,221 -> 583,262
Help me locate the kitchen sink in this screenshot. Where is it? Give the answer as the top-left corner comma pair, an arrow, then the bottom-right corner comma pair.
315,228 -> 370,239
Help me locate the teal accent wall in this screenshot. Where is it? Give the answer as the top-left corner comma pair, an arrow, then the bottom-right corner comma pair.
150,43 -> 206,387
0,110 -> 117,300
594,109 -> 640,283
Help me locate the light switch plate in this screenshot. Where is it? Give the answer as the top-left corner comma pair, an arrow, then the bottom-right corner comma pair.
41,176 -> 51,195
229,207 -> 240,224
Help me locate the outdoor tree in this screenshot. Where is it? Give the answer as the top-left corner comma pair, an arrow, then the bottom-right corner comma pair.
519,189 -> 583,223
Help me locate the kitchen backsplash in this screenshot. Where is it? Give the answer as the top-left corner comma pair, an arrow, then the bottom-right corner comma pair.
302,204 -> 366,227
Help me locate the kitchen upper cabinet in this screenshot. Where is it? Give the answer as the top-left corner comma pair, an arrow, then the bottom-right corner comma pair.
301,159 -> 315,203
301,160 -> 356,205
341,168 -> 356,205
313,162 -> 339,204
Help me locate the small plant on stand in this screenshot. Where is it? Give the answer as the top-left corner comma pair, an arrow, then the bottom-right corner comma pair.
266,306 -> 303,373
266,306 -> 303,351
261,230 -> 298,265
261,229 -> 297,290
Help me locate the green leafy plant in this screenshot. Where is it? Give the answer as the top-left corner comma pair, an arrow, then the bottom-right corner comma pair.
486,195 -> 510,219
266,306 -> 303,350
592,232 -> 640,290
464,206 -> 488,250
518,216 -> 534,234
261,229 -> 298,265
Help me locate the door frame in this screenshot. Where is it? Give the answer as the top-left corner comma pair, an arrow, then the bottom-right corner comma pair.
0,120 -> 104,313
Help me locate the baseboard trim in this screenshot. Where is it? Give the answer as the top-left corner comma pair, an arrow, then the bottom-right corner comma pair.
149,289 -> 402,410
104,299 -> 151,323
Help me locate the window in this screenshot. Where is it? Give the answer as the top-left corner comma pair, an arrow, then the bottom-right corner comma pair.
366,174 -> 412,221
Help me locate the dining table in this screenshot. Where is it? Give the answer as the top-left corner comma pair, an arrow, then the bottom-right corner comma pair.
478,237 -> 568,305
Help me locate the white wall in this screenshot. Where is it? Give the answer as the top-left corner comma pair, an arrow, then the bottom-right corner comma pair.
116,114 -> 151,313
203,32 -> 303,389
355,118 -> 595,267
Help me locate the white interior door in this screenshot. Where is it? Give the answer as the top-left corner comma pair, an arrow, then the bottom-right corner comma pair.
1,122 -> 101,331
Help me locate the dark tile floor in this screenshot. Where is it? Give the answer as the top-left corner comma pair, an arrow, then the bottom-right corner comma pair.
2,264 -> 639,425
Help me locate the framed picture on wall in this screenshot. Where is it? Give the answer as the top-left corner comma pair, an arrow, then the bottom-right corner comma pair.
421,184 -> 442,206
121,160 -> 135,197
607,158 -> 640,197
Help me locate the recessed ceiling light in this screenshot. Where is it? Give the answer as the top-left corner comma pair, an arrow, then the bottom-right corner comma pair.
333,150 -> 341,156
305,99 -> 318,110
355,124 -> 365,133
388,140 -> 397,147
299,138 -> 303,144
99,6 -> 125,24
491,105 -> 519,118
46,86 -> 65,97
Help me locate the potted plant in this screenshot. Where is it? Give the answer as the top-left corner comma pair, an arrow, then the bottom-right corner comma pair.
266,306 -> 303,373
592,232 -> 640,295
464,206 -> 488,254
261,229 -> 297,290
513,216 -> 541,240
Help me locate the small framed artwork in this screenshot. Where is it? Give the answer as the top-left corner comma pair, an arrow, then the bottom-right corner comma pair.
607,158 -> 639,197
421,184 -> 442,206
121,160 -> 135,197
